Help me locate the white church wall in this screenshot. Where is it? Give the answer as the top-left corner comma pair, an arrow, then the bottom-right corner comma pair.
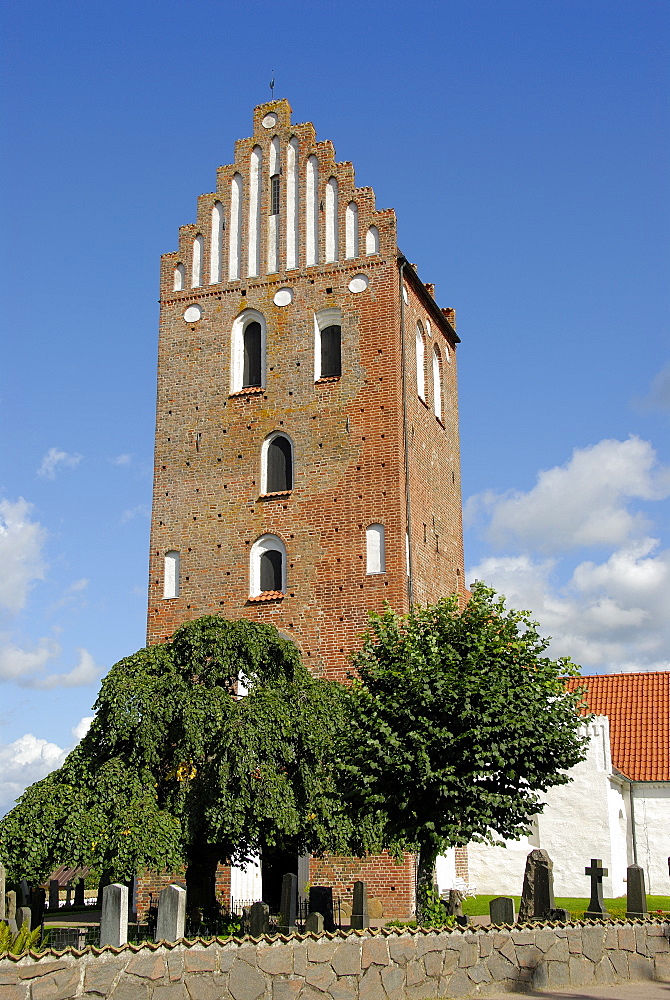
467,718 -> 631,898
634,783 -> 670,894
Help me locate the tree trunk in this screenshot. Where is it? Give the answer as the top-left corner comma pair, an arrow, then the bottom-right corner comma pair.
185,844 -> 221,918
415,846 -> 439,923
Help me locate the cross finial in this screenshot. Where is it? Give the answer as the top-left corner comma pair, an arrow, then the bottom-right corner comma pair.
270,74 -> 275,98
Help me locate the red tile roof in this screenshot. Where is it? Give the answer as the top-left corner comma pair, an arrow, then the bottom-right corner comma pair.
566,672 -> 670,782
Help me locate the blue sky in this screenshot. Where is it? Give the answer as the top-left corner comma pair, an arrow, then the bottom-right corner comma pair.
1,0 -> 668,814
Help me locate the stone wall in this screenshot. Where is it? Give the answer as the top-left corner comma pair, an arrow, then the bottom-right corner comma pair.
1,920 -> 668,999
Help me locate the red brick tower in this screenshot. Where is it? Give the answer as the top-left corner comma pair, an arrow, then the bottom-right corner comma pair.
146,100 -> 464,917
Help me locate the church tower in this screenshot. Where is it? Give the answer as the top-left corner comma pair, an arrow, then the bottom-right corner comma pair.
146,100 -> 464,916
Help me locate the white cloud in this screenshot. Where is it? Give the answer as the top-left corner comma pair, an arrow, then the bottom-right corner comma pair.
37,447 -> 82,479
32,648 -> 102,690
72,715 -> 93,742
0,733 -> 67,816
112,453 -> 132,466
467,438 -> 670,674
637,362 -> 670,412
0,498 -> 47,615
466,437 -> 670,555
121,503 -> 150,523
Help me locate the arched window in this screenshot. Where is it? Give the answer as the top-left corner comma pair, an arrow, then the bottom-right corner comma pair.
365,225 -> 379,255
173,263 -> 185,291
231,309 -> 266,392
416,323 -> 426,401
306,155 -> 319,266
191,235 -> 203,288
163,551 -> 180,599
432,345 -> 443,421
325,177 -> 339,262
210,202 -> 223,284
345,202 -> 358,259
314,308 -> 342,380
262,433 -> 293,493
250,534 -> 286,596
366,524 -> 385,574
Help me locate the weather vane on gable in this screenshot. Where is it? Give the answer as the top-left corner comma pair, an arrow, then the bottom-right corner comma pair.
270,73 -> 275,98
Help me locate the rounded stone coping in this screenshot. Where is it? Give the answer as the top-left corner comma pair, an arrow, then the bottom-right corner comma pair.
2,916 -> 668,963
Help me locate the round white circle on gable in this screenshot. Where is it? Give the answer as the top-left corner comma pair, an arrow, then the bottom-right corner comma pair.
262,113 -> 278,129
184,305 -> 202,323
273,288 -> 294,307
348,274 -> 369,294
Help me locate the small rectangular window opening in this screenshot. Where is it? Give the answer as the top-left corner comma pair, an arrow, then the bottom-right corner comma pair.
270,175 -> 280,216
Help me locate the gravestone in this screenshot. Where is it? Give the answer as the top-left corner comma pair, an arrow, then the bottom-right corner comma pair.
30,887 -> 45,928
490,896 -> 515,925
518,849 -> 555,922
249,901 -> 270,937
278,873 -> 297,934
350,880 -> 369,930
0,864 -> 5,921
65,881 -> 72,907
17,906 -> 33,931
626,863 -> 648,920
305,911 -> 324,933
100,883 -> 128,947
18,880 -> 30,907
74,878 -> 85,907
445,889 -> 464,917
155,883 -> 186,942
309,886 -> 335,932
49,879 -> 60,911
6,890 -> 18,934
584,858 -> 610,919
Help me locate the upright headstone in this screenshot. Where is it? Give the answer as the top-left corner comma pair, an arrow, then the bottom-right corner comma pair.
445,889 -> 464,917
249,901 -> 270,937
49,879 -> 60,911
350,880 -> 369,930
100,883 -> 128,948
584,858 -> 610,919
18,881 -> 30,907
0,863 -> 5,921
308,886 -> 335,932
16,906 -> 33,932
65,881 -> 73,907
490,896 -> 515,926
6,890 -> 18,935
30,887 -> 45,928
518,849 -> 556,922
626,863 -> 647,920
155,883 -> 186,942
278,873 -> 297,934
74,878 -> 85,907
305,911 -> 324,933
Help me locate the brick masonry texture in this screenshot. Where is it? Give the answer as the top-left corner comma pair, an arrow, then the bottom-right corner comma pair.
1,920 -> 668,998
142,99 -> 465,919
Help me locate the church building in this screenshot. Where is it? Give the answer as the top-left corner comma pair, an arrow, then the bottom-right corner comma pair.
145,99 -> 464,919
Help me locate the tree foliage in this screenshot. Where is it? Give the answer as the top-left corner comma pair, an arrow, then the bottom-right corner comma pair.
0,617 -> 357,904
345,583 -> 589,903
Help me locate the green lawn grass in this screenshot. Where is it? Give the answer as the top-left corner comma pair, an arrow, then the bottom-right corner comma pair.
462,895 -> 670,919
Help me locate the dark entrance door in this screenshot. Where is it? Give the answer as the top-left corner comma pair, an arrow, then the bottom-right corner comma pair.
261,846 -> 298,913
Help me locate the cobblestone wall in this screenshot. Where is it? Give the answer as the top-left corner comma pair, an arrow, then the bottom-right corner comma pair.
0,920 -> 668,999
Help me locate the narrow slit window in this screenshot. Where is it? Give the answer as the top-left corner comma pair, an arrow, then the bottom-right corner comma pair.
416,324 -> 426,401
366,524 -> 385,574
321,325 -> 341,378
270,174 -> 280,216
163,551 -> 180,599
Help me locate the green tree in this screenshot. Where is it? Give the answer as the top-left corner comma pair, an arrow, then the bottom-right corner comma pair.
345,583 -> 589,917
0,617 -> 359,913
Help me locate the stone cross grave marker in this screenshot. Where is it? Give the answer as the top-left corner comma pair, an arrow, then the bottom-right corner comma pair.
626,863 -> 648,920
0,863 -> 5,921
100,883 -> 128,948
278,873 -> 297,934
155,883 -> 186,942
49,879 -> 60,911
305,911 -> 324,933
489,896 -> 515,926
584,858 -> 609,919
249,901 -> 270,937
518,849 -> 555,922
309,886 -> 335,932
351,880 -> 369,930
